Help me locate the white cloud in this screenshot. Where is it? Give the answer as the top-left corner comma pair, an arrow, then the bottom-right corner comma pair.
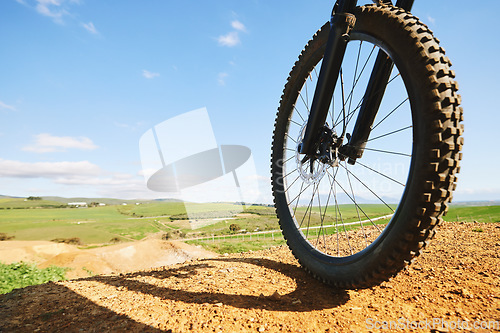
82,21 -> 98,34
217,20 -> 247,47
0,101 -> 16,111
142,70 -> 160,79
35,0 -> 67,24
54,173 -> 134,186
231,20 -> 246,32
0,157 -> 156,199
18,0 -> 87,26
23,133 -> 98,153
427,15 -> 436,25
217,31 -> 240,47
217,72 -> 229,85
0,159 -> 101,179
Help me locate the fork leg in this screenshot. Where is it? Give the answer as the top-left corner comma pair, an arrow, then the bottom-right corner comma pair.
299,0 -> 358,156
342,0 -> 414,165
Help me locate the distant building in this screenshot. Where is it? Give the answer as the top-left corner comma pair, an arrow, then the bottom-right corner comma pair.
68,202 -> 87,207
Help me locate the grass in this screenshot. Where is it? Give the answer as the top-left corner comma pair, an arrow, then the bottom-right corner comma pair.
2,198 -> 498,294
444,205 -> 500,223
0,262 -> 68,294
1,196 -> 498,249
0,204 -> 176,243
186,231 -> 286,254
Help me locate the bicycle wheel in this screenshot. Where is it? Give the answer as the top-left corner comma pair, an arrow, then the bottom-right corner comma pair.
271,4 -> 463,288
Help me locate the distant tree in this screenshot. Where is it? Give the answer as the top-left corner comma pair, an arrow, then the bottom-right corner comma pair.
89,202 -> 100,207
26,196 -> 42,201
229,223 -> 241,233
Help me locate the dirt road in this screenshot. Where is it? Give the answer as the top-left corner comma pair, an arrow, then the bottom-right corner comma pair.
1,221 -> 499,332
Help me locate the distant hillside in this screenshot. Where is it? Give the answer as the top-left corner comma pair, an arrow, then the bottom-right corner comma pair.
0,195 -> 183,207
0,198 -> 66,209
153,198 -> 184,203
450,201 -> 500,207
41,196 -> 145,205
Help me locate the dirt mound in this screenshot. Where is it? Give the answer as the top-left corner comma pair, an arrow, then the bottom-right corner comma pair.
1,239 -> 216,279
1,221 -> 499,332
0,241 -> 77,264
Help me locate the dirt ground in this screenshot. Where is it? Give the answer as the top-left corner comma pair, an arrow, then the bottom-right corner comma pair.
1,221 -> 499,332
0,238 -> 217,279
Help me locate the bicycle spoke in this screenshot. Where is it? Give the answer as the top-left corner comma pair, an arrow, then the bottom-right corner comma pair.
292,182 -> 306,218
334,43 -> 376,127
367,125 -> 412,142
286,133 -> 298,144
337,72 -> 403,130
337,163 -> 396,212
329,169 -> 383,231
362,147 -> 411,157
284,174 -> 301,194
298,92 -> 310,115
344,160 -> 368,246
371,97 -> 409,131
277,26 -> 414,260
293,106 -> 305,123
299,183 -> 319,229
290,118 -> 303,127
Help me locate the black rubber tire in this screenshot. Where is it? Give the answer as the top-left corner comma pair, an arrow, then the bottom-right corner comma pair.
271,4 -> 463,289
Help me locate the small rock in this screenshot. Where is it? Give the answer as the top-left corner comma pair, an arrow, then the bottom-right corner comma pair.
270,290 -> 281,301
460,288 -> 473,298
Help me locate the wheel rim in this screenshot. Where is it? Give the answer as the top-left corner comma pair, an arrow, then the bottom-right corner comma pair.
280,32 -> 414,259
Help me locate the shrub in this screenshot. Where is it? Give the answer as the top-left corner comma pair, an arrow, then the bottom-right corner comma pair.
0,233 -> 15,241
0,262 -> 68,294
109,237 -> 122,243
51,237 -> 83,245
162,230 -> 186,240
229,223 -> 241,233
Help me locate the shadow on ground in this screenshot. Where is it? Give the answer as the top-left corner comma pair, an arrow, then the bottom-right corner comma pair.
88,256 -> 350,312
0,282 -> 164,332
1,256 -> 349,331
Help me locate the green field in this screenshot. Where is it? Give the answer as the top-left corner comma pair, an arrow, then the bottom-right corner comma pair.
443,205 -> 500,223
0,198 -> 279,244
1,198 -> 498,294
1,196 -> 499,248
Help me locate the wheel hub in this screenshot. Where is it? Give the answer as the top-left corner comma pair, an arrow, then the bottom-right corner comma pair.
295,123 -> 341,184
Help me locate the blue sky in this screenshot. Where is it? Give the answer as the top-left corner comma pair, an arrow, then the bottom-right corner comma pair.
0,0 -> 499,203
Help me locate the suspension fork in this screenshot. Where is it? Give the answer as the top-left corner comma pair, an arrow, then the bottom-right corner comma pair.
299,0 -> 414,165
343,0 -> 414,164
299,0 -> 358,156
